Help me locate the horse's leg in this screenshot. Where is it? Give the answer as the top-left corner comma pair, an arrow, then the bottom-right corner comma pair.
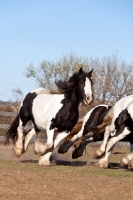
39,152 -> 53,166
13,125 -> 25,157
93,126 -> 110,159
98,145 -> 115,168
38,132 -> 69,166
72,137 -> 94,159
34,128 -> 54,155
58,129 -> 84,153
54,132 -> 69,148
98,127 -> 131,168
24,128 -> 36,151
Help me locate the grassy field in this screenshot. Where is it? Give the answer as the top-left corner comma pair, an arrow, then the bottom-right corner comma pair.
0,144 -> 133,200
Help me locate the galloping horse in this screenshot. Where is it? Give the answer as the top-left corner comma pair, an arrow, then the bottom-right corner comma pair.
58,104 -> 111,155
58,103 -> 133,169
88,95 -> 133,168
4,67 -> 93,166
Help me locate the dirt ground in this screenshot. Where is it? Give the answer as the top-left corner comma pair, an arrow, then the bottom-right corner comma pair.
0,144 -> 133,200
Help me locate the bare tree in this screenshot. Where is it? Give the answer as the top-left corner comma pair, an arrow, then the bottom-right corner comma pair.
10,88 -> 23,111
24,52 -> 91,89
93,54 -> 133,105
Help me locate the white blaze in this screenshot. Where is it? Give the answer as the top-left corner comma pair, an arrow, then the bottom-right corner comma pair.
84,77 -> 92,105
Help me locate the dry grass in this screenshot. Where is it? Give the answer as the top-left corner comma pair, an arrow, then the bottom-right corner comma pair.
0,144 -> 133,200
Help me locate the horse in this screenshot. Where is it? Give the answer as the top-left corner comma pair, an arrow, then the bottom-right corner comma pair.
4,67 -> 93,166
88,95 -> 133,168
58,104 -> 111,154
69,108 -> 133,161
58,103 -> 133,169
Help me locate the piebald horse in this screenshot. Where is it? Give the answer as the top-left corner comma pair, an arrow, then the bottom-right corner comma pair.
68,105 -> 133,155
58,103 -> 133,169
58,104 -> 111,155
4,67 -> 93,166
88,95 -> 133,168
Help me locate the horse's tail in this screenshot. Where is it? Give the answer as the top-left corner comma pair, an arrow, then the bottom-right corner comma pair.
4,113 -> 20,145
89,108 -> 114,134
66,120 -> 83,141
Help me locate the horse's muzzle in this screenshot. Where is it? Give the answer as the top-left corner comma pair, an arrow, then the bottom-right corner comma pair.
83,94 -> 92,105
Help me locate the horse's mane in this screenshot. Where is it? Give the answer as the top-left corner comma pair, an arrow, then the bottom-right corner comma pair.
47,70 -> 91,94
53,71 -> 83,94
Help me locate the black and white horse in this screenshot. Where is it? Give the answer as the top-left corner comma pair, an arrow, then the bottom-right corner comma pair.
58,103 -> 133,168
4,67 -> 93,166
63,105 -> 133,162
88,95 -> 133,168
58,104 -> 111,154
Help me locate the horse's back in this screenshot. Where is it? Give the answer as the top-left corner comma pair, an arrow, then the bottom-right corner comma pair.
30,87 -> 51,95
86,104 -> 110,126
113,95 -> 133,116
33,93 -> 64,115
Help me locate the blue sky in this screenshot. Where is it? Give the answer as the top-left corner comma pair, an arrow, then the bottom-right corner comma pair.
0,0 -> 133,101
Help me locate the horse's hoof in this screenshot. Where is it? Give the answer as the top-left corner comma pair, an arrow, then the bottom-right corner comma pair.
96,149 -> 104,156
72,151 -> 82,159
128,160 -> 133,170
12,152 -> 21,158
58,148 -> 67,154
98,163 -> 108,169
120,159 -> 126,168
120,157 -> 129,169
58,144 -> 69,154
93,152 -> 103,159
38,161 -> 49,166
98,159 -> 109,168
12,147 -> 22,157
93,152 -> 100,159
34,149 -> 40,154
93,149 -> 105,159
33,146 -> 41,154
58,140 -> 70,154
33,140 -> 47,154
38,160 -> 51,166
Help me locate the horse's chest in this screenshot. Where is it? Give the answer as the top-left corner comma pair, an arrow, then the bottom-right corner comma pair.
50,103 -> 79,132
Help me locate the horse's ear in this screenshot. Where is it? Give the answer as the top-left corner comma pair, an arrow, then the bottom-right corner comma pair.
88,69 -> 93,78
79,67 -> 84,74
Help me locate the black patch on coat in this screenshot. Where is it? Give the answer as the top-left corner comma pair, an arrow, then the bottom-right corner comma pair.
115,109 -> 129,129
82,106 -> 112,136
50,90 -> 80,133
114,109 -> 133,144
19,92 -> 38,131
110,124 -> 133,144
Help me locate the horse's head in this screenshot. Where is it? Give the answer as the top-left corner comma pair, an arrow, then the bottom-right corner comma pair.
55,67 -> 93,105
77,67 -> 93,105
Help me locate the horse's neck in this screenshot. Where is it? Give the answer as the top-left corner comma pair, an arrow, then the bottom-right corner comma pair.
65,89 -> 81,106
